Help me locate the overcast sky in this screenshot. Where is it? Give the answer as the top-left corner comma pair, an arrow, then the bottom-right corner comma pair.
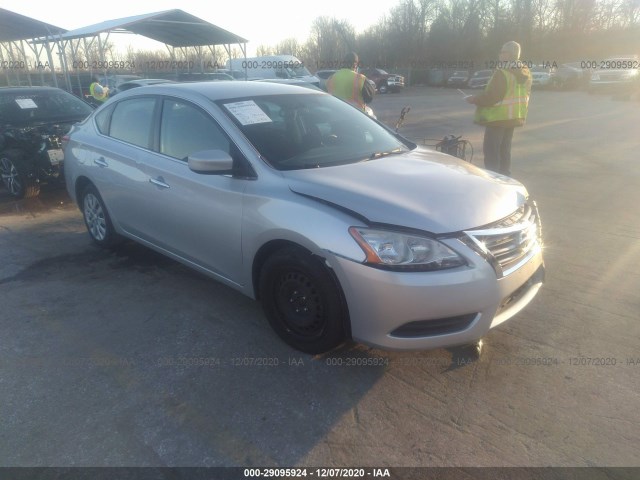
2,1 -> 393,56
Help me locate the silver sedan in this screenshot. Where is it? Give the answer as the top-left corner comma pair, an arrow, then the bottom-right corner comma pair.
64,82 -> 544,354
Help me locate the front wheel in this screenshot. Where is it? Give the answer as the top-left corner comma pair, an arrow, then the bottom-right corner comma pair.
80,184 -> 120,248
0,150 -> 40,198
259,247 -> 348,354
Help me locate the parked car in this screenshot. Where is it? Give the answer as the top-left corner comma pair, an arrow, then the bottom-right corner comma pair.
64,82 -> 544,354
468,70 -> 494,89
359,67 -> 405,93
213,69 -> 246,80
531,66 -> 553,88
177,72 -> 236,82
228,55 -> 320,87
315,69 -> 337,91
99,74 -> 142,92
112,79 -> 176,95
551,63 -> 584,90
0,87 -> 93,198
446,71 -> 470,88
588,56 -> 640,94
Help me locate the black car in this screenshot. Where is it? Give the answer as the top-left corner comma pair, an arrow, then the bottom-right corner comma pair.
446,70 -> 471,88
359,68 -> 405,93
0,87 -> 93,198
111,78 -> 176,96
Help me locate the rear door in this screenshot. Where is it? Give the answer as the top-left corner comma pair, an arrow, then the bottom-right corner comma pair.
86,96 -> 158,232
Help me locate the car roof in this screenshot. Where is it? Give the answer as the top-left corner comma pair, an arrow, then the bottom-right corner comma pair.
113,80 -> 325,101
254,79 -> 323,91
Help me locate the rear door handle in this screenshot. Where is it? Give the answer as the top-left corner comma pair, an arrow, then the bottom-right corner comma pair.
94,157 -> 108,167
149,177 -> 170,189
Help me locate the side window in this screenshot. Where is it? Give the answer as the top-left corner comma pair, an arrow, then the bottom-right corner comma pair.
109,97 -> 156,148
160,99 -> 230,161
94,103 -> 115,135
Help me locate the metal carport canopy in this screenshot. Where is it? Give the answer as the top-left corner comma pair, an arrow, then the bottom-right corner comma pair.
0,8 -> 66,42
0,8 -> 67,87
55,9 -> 248,46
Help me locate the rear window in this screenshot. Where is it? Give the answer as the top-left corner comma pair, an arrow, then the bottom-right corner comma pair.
0,90 -> 93,125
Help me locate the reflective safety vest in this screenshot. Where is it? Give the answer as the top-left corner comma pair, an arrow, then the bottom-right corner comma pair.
89,82 -> 108,102
474,70 -> 529,125
326,69 -> 366,110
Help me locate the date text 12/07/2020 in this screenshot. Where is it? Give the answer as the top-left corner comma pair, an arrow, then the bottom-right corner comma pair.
243,468 -> 391,478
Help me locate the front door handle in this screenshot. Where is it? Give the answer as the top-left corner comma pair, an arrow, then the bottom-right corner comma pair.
149,177 -> 170,189
94,157 -> 108,168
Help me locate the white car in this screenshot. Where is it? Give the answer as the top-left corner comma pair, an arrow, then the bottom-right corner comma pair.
589,56 -> 640,93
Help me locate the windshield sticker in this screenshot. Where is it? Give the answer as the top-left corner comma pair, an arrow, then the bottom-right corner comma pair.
223,100 -> 272,125
15,98 -> 38,109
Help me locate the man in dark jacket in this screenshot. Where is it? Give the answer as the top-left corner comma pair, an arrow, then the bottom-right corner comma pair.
466,41 -> 532,176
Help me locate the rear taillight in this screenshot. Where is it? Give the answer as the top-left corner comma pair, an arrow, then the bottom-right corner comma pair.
61,135 -> 70,149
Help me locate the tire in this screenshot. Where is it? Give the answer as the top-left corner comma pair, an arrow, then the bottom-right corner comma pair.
259,247 -> 348,354
379,83 -> 388,94
80,184 -> 120,248
0,150 -> 40,198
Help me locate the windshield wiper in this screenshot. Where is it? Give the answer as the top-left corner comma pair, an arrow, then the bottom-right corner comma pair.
367,148 -> 405,160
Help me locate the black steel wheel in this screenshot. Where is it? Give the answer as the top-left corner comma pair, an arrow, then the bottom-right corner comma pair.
80,184 -> 120,248
0,150 -> 40,198
259,247 -> 348,354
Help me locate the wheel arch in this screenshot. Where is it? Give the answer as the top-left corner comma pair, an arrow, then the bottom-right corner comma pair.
251,239 -> 352,338
74,176 -> 95,207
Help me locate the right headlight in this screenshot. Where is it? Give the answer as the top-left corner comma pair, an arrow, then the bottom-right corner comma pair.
349,227 -> 466,271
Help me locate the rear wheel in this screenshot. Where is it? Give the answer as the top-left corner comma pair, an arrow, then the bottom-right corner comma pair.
80,184 -> 120,248
259,247 -> 348,354
0,150 -> 40,198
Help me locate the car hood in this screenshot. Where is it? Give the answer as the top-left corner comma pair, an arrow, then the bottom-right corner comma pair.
283,148 -> 528,234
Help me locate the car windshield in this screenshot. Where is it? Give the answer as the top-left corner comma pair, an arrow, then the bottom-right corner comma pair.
0,90 -> 93,126
217,93 -> 410,171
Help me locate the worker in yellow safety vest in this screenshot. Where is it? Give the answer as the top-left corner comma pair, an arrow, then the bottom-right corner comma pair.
326,52 -> 374,111
466,41 -> 532,176
89,77 -> 109,103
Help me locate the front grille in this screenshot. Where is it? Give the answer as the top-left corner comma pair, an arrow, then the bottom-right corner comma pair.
464,201 -> 542,277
